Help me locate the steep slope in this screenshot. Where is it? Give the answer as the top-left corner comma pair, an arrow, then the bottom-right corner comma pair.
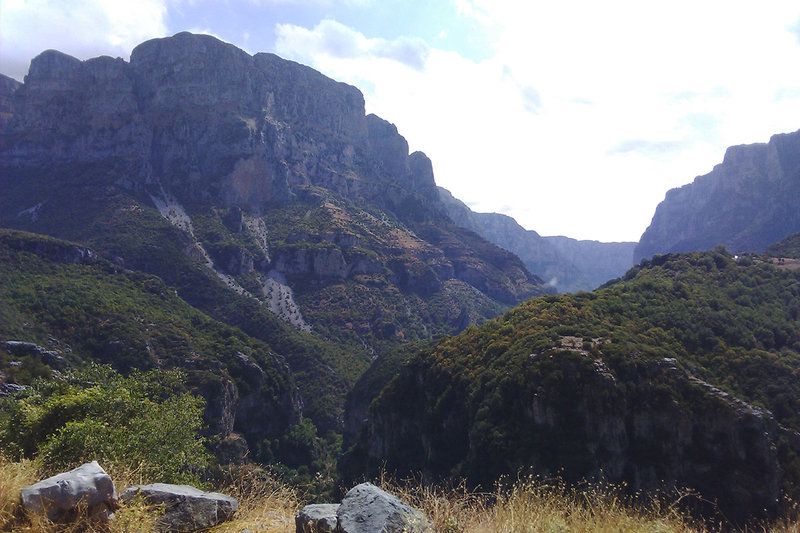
438,187 -> 635,292
635,129 -> 800,262
0,229 -> 301,464
0,32 -> 545,433
345,249 -> 800,521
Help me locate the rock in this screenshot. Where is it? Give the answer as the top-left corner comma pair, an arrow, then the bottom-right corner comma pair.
295,503 -> 339,532
2,340 -> 63,366
20,461 -> 117,522
336,483 -> 431,533
0,381 -> 25,396
121,483 -> 238,532
366,114 -> 409,179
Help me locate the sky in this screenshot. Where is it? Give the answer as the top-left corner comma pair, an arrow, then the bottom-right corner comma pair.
4,1 -> 800,242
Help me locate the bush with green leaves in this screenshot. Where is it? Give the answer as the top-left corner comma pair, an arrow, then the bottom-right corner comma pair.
0,364 -> 210,484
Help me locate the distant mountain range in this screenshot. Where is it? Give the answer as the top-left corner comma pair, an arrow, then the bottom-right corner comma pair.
438,187 -> 636,292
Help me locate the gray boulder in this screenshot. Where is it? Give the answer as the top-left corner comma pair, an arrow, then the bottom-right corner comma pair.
336,483 -> 431,533
296,503 -> 339,532
121,483 -> 238,532
20,461 -> 117,522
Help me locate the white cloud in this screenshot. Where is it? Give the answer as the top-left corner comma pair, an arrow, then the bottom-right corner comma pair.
1,0 -> 169,80
275,19 -> 429,71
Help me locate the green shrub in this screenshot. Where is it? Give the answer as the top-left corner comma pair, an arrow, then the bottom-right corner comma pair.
0,364 -> 210,484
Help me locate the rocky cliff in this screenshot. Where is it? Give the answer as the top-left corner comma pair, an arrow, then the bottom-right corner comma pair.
0,32 -> 545,436
635,129 -> 800,262
438,187 -> 635,292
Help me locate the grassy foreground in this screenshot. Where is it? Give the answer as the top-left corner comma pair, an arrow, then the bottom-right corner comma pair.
1,457 -> 798,532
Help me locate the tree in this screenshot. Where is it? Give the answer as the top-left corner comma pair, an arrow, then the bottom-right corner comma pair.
0,364 -> 210,484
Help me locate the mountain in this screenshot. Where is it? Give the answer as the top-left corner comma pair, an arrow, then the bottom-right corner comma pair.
0,32 -> 546,440
438,187 -> 635,292
635,129 -> 800,262
344,248 -> 800,521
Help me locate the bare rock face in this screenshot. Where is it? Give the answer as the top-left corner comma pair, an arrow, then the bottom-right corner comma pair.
635,129 -> 800,262
21,461 -> 117,522
1,32 -> 402,209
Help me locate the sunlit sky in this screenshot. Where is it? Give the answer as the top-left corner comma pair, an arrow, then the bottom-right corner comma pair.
4,1 -> 800,241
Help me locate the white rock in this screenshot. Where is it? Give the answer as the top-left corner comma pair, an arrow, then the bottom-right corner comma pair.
20,461 -> 117,522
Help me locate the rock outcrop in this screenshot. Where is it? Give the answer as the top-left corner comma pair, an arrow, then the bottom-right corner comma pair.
21,461 -> 117,522
635,129 -> 800,262
2,32 -> 439,220
354,346 -> 783,522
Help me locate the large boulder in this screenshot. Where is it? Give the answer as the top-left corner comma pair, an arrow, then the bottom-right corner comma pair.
20,461 -> 117,522
295,503 -> 339,532
336,483 -> 431,533
121,483 -> 238,532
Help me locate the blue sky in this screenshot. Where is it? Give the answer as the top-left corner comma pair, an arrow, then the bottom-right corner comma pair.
4,1 -> 800,242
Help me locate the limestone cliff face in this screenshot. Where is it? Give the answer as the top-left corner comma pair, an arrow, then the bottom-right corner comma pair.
438,187 -> 635,292
635,130 -> 800,262
2,32 -> 440,219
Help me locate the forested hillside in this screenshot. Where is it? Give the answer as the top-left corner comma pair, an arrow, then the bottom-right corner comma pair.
347,248 -> 800,521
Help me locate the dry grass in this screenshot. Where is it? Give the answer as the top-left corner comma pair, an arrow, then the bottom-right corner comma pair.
386,476 -> 708,533
2,457 -> 799,533
0,455 -> 41,529
205,465 -> 299,533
